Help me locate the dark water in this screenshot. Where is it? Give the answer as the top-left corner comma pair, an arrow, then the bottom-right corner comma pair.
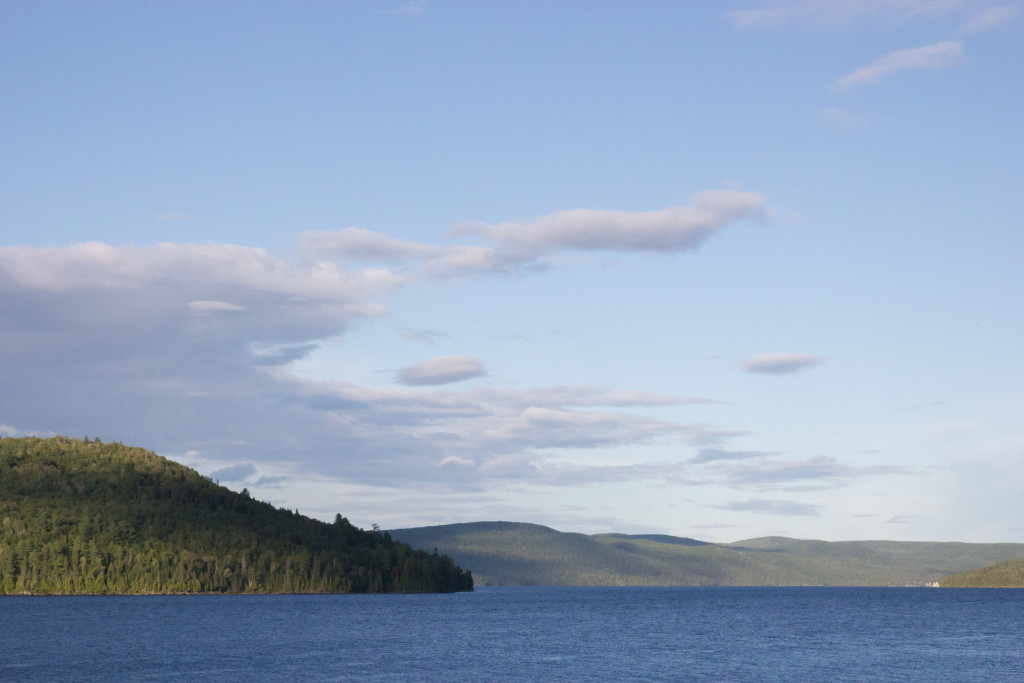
2,587 -> 1022,681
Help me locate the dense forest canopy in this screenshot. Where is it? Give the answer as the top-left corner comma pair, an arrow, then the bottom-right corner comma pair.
0,436 -> 472,594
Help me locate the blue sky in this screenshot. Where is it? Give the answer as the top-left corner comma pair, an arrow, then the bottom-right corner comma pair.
2,0 -> 1022,542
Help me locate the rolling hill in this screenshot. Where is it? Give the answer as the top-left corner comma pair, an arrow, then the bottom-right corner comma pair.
390,522 -> 1024,587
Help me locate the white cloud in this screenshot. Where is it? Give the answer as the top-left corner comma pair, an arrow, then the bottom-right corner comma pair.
0,240 -> 405,467
438,456 -> 475,468
835,41 -> 964,87
0,241 -> 403,308
396,356 -> 488,386
455,190 -> 768,258
418,245 -> 512,278
0,424 -> 57,439
300,190 -> 769,278
740,353 -> 824,374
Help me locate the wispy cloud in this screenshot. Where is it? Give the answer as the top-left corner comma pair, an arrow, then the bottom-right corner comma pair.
461,458 -> 683,487
706,455 -> 907,489
302,227 -> 438,263
187,300 -> 248,313
396,355 -> 487,386
688,448 -> 780,464
251,343 -> 320,367
727,1 -> 972,29
962,5 -> 1021,32
278,375 -> 730,484
398,328 -> 450,345
300,227 -> 506,277
835,41 -> 964,87
740,353 -> 824,375
716,498 -> 822,517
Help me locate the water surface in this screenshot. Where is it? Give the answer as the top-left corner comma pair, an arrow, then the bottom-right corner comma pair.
2,587 -> 1021,681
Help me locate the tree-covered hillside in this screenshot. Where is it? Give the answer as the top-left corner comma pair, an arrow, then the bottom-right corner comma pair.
940,558 -> 1024,587
0,436 -> 472,594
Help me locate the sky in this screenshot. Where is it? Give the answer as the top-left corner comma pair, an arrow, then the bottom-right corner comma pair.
2,0 -> 1022,543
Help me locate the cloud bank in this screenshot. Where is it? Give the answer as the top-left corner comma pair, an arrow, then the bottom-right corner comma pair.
0,223 -> 736,491
0,196 -> 907,523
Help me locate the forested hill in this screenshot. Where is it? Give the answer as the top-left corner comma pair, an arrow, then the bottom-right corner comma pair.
0,436 -> 472,594
939,558 -> 1024,587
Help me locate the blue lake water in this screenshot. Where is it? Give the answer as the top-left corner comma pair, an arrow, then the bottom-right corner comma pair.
2,587 -> 1022,681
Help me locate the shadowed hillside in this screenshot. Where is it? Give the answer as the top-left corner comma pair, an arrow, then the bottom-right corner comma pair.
391,522 -> 1024,587
0,436 -> 472,594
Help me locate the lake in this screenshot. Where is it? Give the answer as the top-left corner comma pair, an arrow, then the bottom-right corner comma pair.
2,587 -> 1022,681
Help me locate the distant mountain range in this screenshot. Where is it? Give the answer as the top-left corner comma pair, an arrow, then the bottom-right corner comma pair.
391,522 -> 1024,587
